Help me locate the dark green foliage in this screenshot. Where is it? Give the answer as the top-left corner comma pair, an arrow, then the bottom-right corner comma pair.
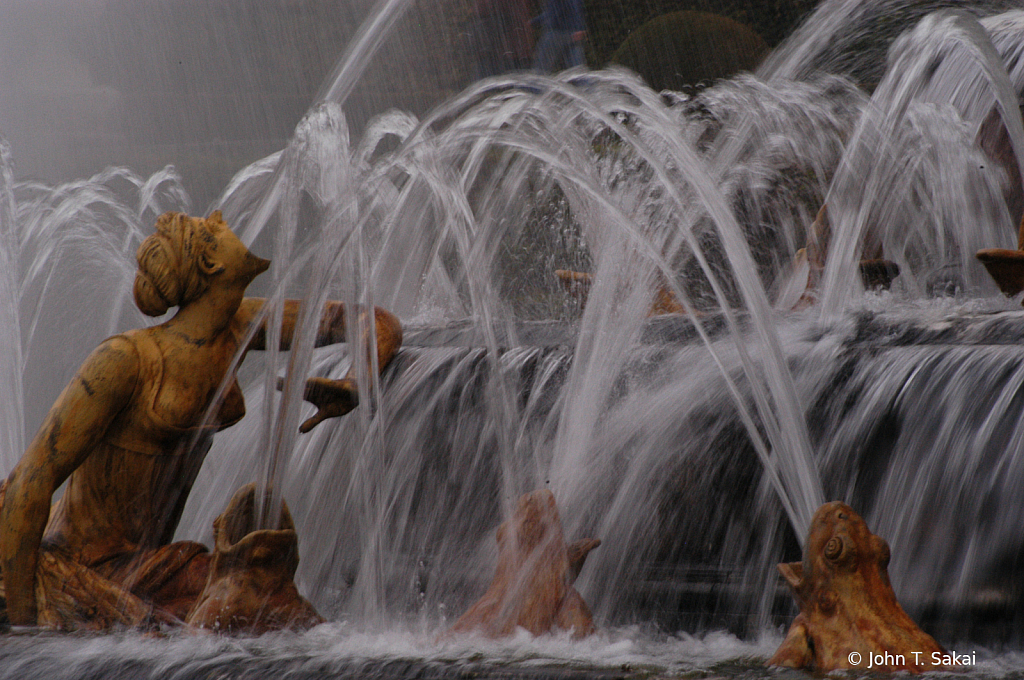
585,0 -> 819,68
610,11 -> 768,92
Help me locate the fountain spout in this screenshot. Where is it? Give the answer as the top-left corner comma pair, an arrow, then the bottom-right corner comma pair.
977,214 -> 1024,298
449,489 -> 599,639
770,502 -> 945,673
790,204 -> 900,310
186,483 -> 323,633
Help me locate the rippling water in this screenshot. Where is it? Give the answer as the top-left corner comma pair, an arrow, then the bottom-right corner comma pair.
0,625 -> 783,680
5,623 -> 1023,680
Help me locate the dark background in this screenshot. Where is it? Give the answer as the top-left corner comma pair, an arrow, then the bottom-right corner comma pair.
0,0 -> 820,209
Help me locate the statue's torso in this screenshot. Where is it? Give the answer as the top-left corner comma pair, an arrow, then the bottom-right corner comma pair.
44,325 -> 249,563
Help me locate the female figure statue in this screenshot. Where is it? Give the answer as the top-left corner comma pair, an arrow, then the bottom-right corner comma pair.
0,211 -> 402,629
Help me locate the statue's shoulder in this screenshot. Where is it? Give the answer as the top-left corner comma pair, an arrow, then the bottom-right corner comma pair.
82,331 -> 147,374
100,329 -> 148,355
235,298 -> 266,328
67,332 -> 146,399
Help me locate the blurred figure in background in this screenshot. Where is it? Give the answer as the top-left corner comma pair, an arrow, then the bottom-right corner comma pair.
532,0 -> 586,73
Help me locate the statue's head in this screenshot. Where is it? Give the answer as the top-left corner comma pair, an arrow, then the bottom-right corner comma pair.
802,501 -> 890,580
778,501 -> 893,610
134,211 -> 270,316
496,489 -> 562,555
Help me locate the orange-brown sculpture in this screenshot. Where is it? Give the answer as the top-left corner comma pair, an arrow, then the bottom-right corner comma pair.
555,269 -> 687,316
769,502 -> 946,673
186,484 -> 323,633
977,105 -> 1024,231
0,211 -> 402,631
450,489 -> 600,638
558,205 -> 899,316
976,214 -> 1024,298
791,205 -> 900,309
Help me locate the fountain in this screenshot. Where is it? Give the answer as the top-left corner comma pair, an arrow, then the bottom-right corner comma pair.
4,0 -> 1024,677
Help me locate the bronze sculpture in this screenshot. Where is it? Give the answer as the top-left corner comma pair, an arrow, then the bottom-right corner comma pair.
789,205 -> 899,309
0,211 -> 402,631
557,205 -> 900,316
555,269 -> 688,316
185,483 -> 323,633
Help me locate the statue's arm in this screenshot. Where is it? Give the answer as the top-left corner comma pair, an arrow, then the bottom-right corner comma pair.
0,336 -> 139,625
241,298 -> 402,372
240,298 -> 402,431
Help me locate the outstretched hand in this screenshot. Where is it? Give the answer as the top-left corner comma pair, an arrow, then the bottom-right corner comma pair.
276,376 -> 359,433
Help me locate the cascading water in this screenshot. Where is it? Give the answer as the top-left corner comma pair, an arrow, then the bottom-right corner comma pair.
6,0 -> 1024,678
819,10 -> 1024,314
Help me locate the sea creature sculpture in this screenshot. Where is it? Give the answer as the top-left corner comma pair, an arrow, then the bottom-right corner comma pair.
788,204 -> 899,309
555,269 -> 687,316
976,214 -> 1024,298
186,484 -> 323,633
450,489 -> 600,638
769,501 -> 946,673
558,205 -> 900,316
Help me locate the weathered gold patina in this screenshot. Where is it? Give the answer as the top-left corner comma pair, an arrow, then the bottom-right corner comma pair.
450,489 -> 600,639
0,211 -> 402,631
769,501 -> 945,673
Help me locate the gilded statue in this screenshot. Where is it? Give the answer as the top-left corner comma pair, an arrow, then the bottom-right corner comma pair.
0,211 -> 402,631
185,483 -> 322,633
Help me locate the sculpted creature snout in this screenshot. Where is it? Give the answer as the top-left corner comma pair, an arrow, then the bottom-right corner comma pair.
449,489 -> 600,639
769,501 -> 944,673
782,503 -> 892,590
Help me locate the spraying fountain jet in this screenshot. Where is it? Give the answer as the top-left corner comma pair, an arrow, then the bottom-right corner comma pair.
449,489 -> 600,639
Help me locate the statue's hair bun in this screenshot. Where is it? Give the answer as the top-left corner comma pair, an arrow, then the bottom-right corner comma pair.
133,212 -> 211,316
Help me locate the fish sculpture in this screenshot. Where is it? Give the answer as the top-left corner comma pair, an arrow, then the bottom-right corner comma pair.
450,489 -> 600,638
186,483 -> 323,633
769,501 -> 947,673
